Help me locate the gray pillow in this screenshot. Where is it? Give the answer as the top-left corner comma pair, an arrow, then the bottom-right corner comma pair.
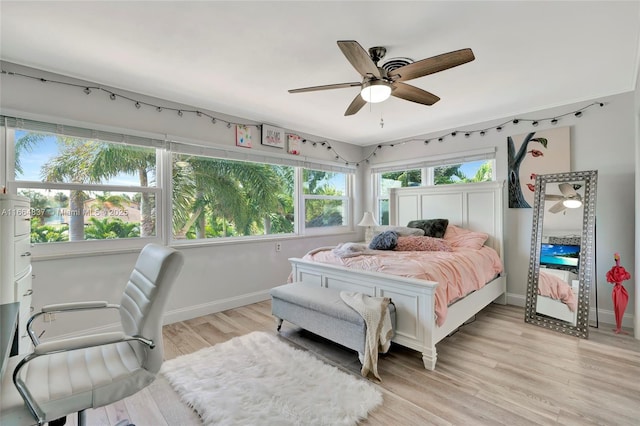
407,219 -> 449,238
369,230 -> 398,250
373,226 -> 425,237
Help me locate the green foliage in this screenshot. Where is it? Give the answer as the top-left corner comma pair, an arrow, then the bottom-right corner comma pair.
14,132 -> 47,176
434,161 -> 493,185
30,219 -> 68,243
381,170 -> 421,187
172,155 -> 294,239
434,165 -> 467,184
84,217 -> 140,240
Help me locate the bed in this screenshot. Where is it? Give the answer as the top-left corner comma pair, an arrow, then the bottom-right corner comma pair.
288,181 -> 506,370
536,268 -> 578,324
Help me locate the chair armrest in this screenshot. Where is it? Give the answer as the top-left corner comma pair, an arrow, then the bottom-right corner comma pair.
42,301 -> 111,312
34,332 -> 127,355
27,301 -> 120,346
33,331 -> 155,355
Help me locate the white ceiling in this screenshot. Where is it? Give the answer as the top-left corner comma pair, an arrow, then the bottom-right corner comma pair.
1,1 -> 639,146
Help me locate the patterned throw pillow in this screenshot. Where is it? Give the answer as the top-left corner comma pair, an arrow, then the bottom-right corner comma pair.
394,236 -> 453,252
406,219 -> 449,238
368,230 -> 398,250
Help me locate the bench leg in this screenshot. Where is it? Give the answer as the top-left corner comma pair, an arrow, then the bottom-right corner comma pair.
275,317 -> 283,332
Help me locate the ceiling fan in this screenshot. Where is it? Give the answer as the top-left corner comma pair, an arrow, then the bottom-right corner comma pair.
288,40 -> 475,116
546,183 -> 583,214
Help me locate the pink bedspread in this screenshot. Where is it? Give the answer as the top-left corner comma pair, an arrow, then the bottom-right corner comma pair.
302,246 -> 504,326
537,270 -> 577,312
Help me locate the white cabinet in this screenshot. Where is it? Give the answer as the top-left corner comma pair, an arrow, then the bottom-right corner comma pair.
0,194 -> 33,353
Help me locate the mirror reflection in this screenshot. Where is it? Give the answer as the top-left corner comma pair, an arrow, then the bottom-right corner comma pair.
525,170 -> 598,338
537,180 -> 584,326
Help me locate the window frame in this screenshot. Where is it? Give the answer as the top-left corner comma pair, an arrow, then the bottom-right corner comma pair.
5,127 -> 164,256
1,115 -> 358,255
168,151 -> 298,244
299,168 -> 353,236
374,155 -> 496,225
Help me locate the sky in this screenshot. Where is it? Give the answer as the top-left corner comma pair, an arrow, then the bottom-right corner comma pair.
15,130 -> 140,186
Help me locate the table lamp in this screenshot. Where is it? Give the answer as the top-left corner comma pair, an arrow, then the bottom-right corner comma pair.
358,212 -> 379,244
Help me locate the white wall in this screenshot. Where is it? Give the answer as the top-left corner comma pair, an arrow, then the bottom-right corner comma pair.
366,92 -> 636,329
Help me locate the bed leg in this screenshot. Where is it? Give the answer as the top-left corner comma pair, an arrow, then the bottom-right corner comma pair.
275,317 -> 283,332
422,347 -> 437,371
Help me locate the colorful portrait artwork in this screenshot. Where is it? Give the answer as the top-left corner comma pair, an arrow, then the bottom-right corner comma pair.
507,126 -> 570,208
236,125 -> 252,148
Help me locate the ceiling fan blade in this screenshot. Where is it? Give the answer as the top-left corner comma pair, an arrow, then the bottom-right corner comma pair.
559,183 -> 577,197
545,194 -> 565,201
344,93 -> 367,116
391,48 -> 475,82
391,82 -> 440,105
288,82 -> 362,94
548,200 -> 567,214
337,40 -> 381,78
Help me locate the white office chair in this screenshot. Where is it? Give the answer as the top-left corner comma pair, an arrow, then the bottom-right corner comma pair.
0,244 -> 184,426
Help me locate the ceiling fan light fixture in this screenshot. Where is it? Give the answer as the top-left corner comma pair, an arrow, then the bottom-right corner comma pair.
360,80 -> 392,103
562,199 -> 582,209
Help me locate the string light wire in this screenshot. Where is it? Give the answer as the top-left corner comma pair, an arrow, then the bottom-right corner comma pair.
1,69 -> 605,167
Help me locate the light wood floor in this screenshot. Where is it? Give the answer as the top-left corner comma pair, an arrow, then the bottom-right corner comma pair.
69,302 -> 639,426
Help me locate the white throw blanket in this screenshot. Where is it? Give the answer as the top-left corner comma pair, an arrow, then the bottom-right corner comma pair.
339,291 -> 393,380
331,242 -> 376,258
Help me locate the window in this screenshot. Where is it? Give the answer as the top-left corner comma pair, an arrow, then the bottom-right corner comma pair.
9,128 -> 160,249
377,170 -> 422,225
374,153 -> 495,225
302,169 -> 349,230
2,116 -> 356,252
433,160 -> 493,185
171,153 -> 294,240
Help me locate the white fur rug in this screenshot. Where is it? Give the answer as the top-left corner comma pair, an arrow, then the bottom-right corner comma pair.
161,331 -> 382,425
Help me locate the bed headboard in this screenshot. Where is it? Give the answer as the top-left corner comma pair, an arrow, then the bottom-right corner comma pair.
389,181 -> 505,258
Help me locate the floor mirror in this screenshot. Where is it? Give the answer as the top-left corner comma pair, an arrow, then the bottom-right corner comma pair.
524,170 -> 598,338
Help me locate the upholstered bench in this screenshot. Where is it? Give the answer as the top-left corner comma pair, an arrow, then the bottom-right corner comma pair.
270,282 -> 395,360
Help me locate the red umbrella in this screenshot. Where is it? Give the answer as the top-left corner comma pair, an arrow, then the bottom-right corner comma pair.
605,253 -> 631,334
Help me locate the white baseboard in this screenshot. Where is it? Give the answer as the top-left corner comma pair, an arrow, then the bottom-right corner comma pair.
507,292 -> 526,307
505,292 -> 634,328
48,290 -> 272,341
163,289 -> 272,325
44,290 -> 637,340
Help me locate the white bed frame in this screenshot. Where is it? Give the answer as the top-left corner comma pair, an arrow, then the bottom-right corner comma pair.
289,181 -> 506,370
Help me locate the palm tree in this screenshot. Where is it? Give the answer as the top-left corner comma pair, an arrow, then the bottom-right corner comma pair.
84,217 -> 139,239
381,170 -> 421,187
14,132 -> 47,177
41,138 -> 100,241
434,165 -> 466,184
90,143 -> 156,236
172,155 -> 290,239
471,161 -> 493,182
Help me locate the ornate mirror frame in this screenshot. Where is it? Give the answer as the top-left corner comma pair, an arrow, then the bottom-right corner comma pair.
524,170 -> 598,338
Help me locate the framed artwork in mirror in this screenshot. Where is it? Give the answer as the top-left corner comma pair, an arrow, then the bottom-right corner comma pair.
524,170 -> 598,338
